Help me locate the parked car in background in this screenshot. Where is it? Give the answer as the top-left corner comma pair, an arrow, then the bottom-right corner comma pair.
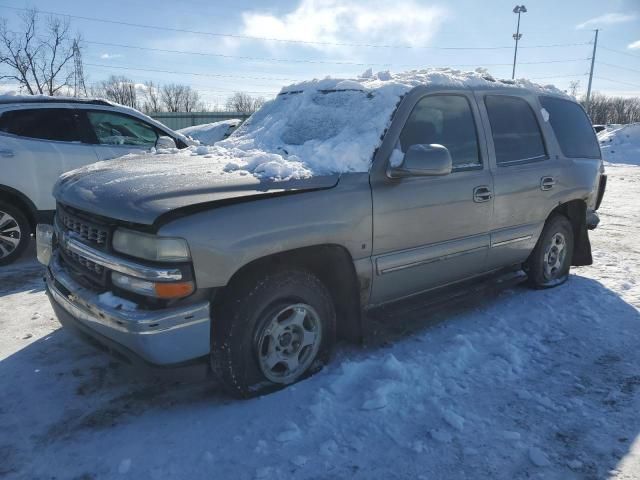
0,96 -> 193,265
37,70 -> 606,398
177,118 -> 242,145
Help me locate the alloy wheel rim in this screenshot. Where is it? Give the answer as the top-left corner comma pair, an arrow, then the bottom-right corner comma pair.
0,210 -> 21,259
257,303 -> 322,384
543,232 -> 567,281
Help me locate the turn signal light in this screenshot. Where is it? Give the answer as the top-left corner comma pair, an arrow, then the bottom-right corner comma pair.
154,281 -> 195,299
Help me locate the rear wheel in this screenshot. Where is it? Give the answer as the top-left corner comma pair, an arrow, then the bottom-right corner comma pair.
525,214 -> 574,288
0,201 -> 30,266
211,268 -> 336,398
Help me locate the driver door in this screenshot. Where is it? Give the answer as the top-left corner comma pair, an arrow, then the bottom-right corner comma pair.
369,93 -> 494,304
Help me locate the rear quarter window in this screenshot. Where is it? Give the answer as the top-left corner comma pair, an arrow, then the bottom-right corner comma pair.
539,96 -> 601,159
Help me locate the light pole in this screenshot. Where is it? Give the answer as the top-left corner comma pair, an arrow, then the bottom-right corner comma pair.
512,5 -> 527,80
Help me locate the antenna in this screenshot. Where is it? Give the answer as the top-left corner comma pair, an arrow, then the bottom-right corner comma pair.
73,40 -> 87,97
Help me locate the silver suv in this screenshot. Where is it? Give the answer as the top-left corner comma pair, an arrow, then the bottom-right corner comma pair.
38,79 -> 606,397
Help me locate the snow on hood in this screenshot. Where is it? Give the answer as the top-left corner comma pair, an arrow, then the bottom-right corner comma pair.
598,123 -> 640,166
70,68 -> 566,182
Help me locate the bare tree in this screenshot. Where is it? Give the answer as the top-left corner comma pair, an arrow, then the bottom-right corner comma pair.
160,83 -> 203,112
91,75 -> 137,108
568,80 -> 580,98
141,80 -> 161,113
225,92 -> 265,115
581,92 -> 640,124
0,8 -> 80,95
182,87 -> 202,112
160,83 -> 186,112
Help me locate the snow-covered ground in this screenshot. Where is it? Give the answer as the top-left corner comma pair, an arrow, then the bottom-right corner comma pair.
177,119 -> 242,145
2,158 -> 640,478
599,123 -> 640,166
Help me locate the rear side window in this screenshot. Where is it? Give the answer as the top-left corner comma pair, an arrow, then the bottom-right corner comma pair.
485,95 -> 547,165
539,96 -> 601,158
399,94 -> 481,169
86,111 -> 159,147
0,108 -> 86,142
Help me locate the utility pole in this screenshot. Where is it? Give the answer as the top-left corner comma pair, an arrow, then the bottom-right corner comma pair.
585,29 -> 599,116
512,5 -> 527,80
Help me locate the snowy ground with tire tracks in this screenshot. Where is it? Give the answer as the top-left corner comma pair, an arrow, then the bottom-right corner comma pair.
1,160 -> 640,479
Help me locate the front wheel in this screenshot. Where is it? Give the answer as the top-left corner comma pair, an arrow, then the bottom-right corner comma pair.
211,269 -> 336,398
0,201 -> 31,266
525,214 -> 574,288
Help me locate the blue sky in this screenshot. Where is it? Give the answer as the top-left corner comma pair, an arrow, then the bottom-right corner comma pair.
0,0 -> 639,107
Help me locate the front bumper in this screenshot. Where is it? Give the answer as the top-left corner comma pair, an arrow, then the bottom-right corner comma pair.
45,254 -> 211,366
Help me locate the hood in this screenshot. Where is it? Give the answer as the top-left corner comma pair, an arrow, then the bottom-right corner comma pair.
54,154 -> 340,226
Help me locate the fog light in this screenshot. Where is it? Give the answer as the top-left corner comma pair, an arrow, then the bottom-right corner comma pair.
112,272 -> 194,299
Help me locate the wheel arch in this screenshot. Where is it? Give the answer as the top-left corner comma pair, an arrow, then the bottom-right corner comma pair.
0,184 -> 38,232
548,198 -> 592,266
220,244 -> 364,342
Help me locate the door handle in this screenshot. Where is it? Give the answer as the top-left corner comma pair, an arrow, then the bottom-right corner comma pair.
473,185 -> 493,203
0,148 -> 14,157
540,176 -> 556,191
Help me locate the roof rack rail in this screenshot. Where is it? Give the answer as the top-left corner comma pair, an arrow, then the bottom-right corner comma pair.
0,96 -> 113,106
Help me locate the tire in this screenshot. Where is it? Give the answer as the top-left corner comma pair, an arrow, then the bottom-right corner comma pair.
525,214 -> 574,289
0,201 -> 31,266
211,268 -> 336,398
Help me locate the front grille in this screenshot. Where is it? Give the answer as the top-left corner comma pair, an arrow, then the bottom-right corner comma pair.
56,204 -> 112,287
57,205 -> 109,248
62,247 -> 104,275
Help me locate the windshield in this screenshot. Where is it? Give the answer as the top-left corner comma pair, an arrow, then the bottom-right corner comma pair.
218,87 -> 401,175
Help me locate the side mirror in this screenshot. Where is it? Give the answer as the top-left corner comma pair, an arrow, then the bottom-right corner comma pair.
387,144 -> 453,178
156,135 -> 177,149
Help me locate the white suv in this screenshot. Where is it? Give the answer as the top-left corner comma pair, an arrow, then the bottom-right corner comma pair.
0,96 -> 193,265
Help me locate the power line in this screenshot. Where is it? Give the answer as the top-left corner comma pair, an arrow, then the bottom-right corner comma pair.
599,45 -> 640,59
85,60 -> 594,88
597,61 -> 640,75
529,73 -> 587,80
83,40 -> 589,69
85,40 -> 392,67
84,63 -> 300,82
594,77 -> 640,89
0,4 -> 591,51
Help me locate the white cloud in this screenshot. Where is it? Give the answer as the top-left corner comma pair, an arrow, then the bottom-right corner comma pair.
576,12 -> 637,29
100,53 -> 123,60
629,40 -> 640,49
241,0 -> 448,52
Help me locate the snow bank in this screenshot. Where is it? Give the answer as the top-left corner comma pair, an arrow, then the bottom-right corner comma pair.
598,123 -> 640,165
177,119 -> 242,145
117,69 -> 565,181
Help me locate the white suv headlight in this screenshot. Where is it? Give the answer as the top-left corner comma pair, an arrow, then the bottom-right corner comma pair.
112,228 -> 190,262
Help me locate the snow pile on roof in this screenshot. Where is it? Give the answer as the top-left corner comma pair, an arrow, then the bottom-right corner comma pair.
598,123 -> 640,165
128,69 -> 565,180
177,119 -> 242,145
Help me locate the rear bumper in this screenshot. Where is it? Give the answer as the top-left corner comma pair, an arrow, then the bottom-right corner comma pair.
45,255 -> 211,366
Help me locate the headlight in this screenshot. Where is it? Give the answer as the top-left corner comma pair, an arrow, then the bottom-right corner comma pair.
112,228 -> 190,262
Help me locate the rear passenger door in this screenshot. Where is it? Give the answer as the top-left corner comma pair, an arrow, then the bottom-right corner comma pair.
478,93 -> 561,270
0,107 -> 98,211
